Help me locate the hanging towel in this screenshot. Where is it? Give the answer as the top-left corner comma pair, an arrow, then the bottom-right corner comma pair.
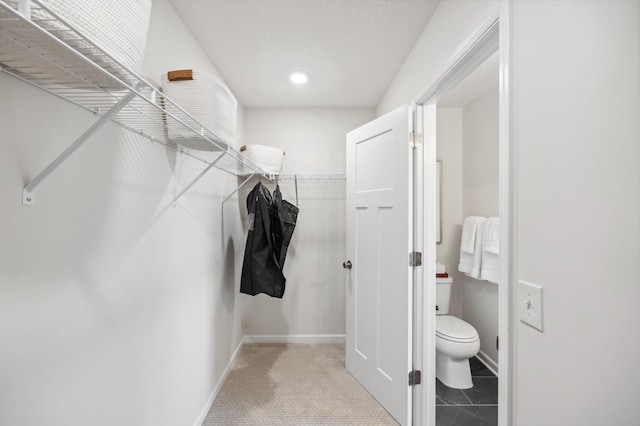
458,217 -> 485,279
483,217 -> 500,254
480,217 -> 500,283
460,216 -> 484,254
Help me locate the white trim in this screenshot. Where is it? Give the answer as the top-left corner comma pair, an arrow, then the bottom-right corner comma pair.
476,350 -> 499,377
421,104 -> 438,426
244,334 -> 346,344
498,1 -> 514,425
192,336 -> 247,426
416,1 -> 501,106
412,103 -> 427,426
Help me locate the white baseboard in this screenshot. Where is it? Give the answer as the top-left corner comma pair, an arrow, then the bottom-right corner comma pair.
244,334 -> 346,344
192,336 -> 246,426
476,349 -> 499,377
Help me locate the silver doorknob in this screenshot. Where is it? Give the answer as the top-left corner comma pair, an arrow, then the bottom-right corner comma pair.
343,261 -> 352,269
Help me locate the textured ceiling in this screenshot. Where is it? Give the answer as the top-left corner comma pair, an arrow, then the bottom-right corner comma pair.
168,0 -> 440,108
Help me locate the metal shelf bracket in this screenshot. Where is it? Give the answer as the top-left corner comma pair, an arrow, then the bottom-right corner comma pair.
171,151 -> 226,206
22,84 -> 142,205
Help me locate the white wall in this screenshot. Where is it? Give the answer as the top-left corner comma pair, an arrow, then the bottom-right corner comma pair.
461,88 -> 499,369
435,88 -> 500,370
462,89 -> 499,219
513,1 -> 640,424
381,0 -> 640,424
435,108 -> 464,317
239,108 -> 375,336
377,0 -> 497,116
0,1 -> 246,425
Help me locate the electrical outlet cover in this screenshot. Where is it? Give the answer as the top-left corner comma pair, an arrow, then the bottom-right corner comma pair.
519,281 -> 543,332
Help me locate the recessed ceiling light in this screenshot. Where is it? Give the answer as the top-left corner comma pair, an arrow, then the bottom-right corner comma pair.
289,71 -> 308,85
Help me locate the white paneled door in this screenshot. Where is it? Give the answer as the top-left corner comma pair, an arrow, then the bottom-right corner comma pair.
345,106 -> 413,425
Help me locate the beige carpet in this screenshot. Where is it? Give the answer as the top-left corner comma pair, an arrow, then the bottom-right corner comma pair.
203,343 -> 398,425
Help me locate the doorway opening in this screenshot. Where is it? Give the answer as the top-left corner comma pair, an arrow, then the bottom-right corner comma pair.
433,51 -> 500,425
415,4 -> 512,425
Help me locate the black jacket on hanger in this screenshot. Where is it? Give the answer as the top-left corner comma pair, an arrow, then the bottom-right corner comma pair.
240,182 -> 286,298
272,185 -> 299,269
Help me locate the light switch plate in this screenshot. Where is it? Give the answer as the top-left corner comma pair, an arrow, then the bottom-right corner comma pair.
519,281 -> 543,332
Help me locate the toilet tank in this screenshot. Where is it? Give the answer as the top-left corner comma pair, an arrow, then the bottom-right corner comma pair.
436,276 -> 453,315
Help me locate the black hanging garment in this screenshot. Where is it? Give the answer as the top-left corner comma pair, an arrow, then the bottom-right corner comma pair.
240,182 -> 286,298
240,182 -> 299,298
271,185 -> 299,269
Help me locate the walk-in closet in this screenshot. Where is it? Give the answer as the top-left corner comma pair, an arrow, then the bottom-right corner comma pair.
3,1 -> 640,426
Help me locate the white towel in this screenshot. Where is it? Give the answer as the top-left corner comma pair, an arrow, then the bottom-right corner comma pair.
458,217 -> 485,279
480,217 -> 500,283
480,252 -> 500,283
460,216 -> 485,254
483,217 -> 500,254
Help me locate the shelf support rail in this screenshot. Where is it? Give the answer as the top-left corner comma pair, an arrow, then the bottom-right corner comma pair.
170,151 -> 227,206
18,0 -> 30,19
22,83 -> 144,205
221,174 -> 259,205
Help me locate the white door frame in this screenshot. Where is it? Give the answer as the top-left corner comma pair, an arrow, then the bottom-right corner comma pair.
413,1 -> 513,425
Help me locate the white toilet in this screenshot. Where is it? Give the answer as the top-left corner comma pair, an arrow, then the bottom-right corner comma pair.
435,276 -> 480,389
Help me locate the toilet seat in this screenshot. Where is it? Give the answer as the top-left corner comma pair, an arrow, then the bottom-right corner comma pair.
436,315 -> 478,343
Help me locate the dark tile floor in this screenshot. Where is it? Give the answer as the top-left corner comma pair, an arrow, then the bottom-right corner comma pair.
436,357 -> 498,426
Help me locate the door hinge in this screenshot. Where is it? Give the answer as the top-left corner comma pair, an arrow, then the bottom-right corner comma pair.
409,370 -> 422,386
409,131 -> 423,148
409,251 -> 422,267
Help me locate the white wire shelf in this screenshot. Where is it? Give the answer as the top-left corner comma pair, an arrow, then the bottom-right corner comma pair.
0,0 -> 267,205
222,173 -> 346,206
273,173 -> 346,180
275,174 -> 346,206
